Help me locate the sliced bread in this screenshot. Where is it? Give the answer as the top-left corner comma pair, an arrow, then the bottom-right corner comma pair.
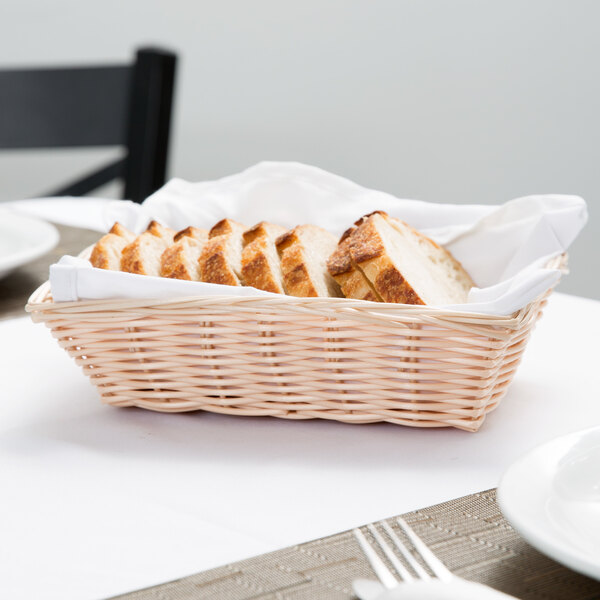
198,219 -> 247,286
160,226 -> 209,281
276,225 -> 341,297
344,211 -> 473,305
241,221 -> 287,294
174,226 -> 209,243
121,220 -> 175,277
90,222 -> 135,270
327,224 -> 382,302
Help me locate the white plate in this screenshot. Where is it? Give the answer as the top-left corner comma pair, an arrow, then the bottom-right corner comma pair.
498,426 -> 600,580
0,208 -> 59,279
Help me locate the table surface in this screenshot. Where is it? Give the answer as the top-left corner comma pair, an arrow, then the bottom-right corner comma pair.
113,489 -> 600,600
1,212 -> 599,600
0,223 -> 99,320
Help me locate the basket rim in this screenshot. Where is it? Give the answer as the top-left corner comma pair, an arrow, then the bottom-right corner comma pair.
24,280 -> 542,324
25,253 -> 566,324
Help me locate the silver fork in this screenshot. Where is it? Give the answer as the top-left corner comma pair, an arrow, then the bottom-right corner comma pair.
352,517 -> 518,599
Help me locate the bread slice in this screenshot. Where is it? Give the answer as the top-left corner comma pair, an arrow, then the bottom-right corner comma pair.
327,224 -> 382,302
121,220 -> 175,277
174,226 -> 209,243
199,219 -> 247,286
345,211 -> 473,305
160,226 -> 209,281
276,225 -> 342,297
90,222 -> 135,270
208,218 -> 244,239
241,222 -> 287,294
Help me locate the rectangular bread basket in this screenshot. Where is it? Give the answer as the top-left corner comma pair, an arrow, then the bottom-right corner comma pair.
26,254 -> 565,432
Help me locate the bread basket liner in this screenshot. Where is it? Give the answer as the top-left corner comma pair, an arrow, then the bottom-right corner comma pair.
26,163 -> 584,431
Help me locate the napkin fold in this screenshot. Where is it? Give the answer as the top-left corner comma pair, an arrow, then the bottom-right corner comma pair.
49,162 -> 587,316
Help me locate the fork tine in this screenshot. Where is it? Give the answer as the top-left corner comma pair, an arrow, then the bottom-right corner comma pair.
353,528 -> 398,589
395,517 -> 454,582
367,524 -> 415,583
380,520 -> 431,580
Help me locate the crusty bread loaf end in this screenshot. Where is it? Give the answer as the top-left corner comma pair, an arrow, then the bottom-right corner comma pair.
348,212 -> 473,305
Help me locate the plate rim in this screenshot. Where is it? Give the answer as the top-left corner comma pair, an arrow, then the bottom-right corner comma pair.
0,209 -> 59,272
498,425 -> 600,581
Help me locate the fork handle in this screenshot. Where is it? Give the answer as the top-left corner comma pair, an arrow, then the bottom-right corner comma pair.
372,579 -> 519,599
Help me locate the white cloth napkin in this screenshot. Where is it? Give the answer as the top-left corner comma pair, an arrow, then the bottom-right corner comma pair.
3,196 -> 116,232
49,162 -> 587,316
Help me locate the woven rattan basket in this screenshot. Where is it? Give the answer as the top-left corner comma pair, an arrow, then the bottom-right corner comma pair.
26,255 -> 565,432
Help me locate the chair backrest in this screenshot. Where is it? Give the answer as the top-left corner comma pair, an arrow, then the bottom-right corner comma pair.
0,47 -> 177,203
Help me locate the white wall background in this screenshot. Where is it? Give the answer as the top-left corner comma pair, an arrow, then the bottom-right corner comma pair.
0,0 -> 597,298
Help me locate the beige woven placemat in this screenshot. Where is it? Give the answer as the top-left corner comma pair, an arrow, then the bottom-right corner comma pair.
110,489 -> 600,600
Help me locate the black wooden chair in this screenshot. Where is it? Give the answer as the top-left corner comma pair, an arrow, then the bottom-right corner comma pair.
0,47 -> 177,203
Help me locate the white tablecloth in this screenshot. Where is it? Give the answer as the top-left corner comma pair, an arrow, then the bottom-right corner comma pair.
1,197 -> 598,598
1,292 -> 599,600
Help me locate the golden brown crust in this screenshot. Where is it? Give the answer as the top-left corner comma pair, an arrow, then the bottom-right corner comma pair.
90,222 -> 135,270
277,225 -> 341,297
120,254 -> 145,275
347,217 -> 386,264
108,222 -> 133,238
373,262 -> 425,304
359,288 -> 379,302
281,250 -> 318,297
326,230 -> 355,277
338,225 -> 357,245
209,218 -> 244,238
341,212 -> 427,304
274,229 -> 295,251
145,220 -> 174,240
241,222 -> 287,294
90,243 -> 112,269
198,236 -> 241,286
161,248 -> 192,280
277,238 -> 319,297
91,212 -> 465,305
159,238 -> 199,281
334,211 -> 387,249
347,214 -> 431,304
335,269 -> 381,302
121,222 -> 174,276
241,249 -> 282,293
326,231 -> 382,302
120,248 -> 141,274
354,210 -> 388,224
242,221 -> 268,245
174,226 -> 208,243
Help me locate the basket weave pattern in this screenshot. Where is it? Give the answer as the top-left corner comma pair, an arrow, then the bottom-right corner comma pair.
26,258 -> 563,432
